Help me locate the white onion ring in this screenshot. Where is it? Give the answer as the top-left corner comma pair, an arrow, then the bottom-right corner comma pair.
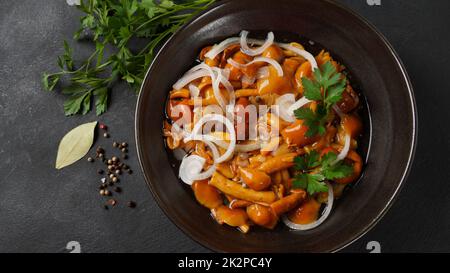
173,69 -> 210,90
185,114 -> 236,163
179,155 -> 205,185
188,84 -> 200,98
332,133 -> 351,165
178,138 -> 220,185
273,94 -> 296,122
210,67 -> 233,110
242,75 -> 256,86
256,66 -> 270,79
278,43 -> 318,70
202,136 -> 262,153
186,63 -> 233,111
227,57 -> 283,77
236,141 -> 262,152
204,37 -> 240,60
240,31 -> 274,56
282,182 -> 334,230
179,154 -> 216,185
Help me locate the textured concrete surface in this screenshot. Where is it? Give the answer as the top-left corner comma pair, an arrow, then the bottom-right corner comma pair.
0,0 -> 449,252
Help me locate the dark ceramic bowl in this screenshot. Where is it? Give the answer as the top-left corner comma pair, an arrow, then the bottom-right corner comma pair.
135,0 -> 417,252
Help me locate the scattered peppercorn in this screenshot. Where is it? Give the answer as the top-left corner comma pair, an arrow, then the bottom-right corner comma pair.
90,126 -> 136,209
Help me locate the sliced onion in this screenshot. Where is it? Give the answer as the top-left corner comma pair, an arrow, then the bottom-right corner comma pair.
240,30 -> 274,56
178,138 -> 220,185
188,84 -> 200,98
173,69 -> 211,90
228,199 -> 237,209
227,57 -> 283,77
287,96 -> 311,114
241,75 -> 256,86
204,37 -> 240,60
282,182 -> 334,230
278,43 -> 318,70
236,141 -> 262,152
210,67 -> 232,110
179,155 -> 216,185
170,122 -> 189,140
185,63 -> 233,111
185,114 -> 236,163
207,137 -> 262,153
332,134 -> 351,165
273,94 -> 296,122
256,66 -> 270,79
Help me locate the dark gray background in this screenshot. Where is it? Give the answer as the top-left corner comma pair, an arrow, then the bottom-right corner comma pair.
0,0 -> 448,253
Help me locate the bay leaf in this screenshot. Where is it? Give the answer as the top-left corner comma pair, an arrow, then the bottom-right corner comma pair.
55,121 -> 97,169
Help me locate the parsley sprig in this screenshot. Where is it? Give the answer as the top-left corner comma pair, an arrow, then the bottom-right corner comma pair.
294,61 -> 346,137
43,0 -> 216,116
292,150 -> 353,195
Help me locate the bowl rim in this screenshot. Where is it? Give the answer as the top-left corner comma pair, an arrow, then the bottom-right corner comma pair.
134,0 -> 418,252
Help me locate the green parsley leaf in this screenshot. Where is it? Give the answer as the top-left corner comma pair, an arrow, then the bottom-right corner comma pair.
320,152 -> 354,180
292,150 -> 354,195
293,104 -> 327,138
294,150 -> 320,171
94,87 -> 108,116
293,173 -> 327,196
302,77 -> 322,101
43,0 -> 216,116
63,91 -> 91,116
296,60 -> 347,136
